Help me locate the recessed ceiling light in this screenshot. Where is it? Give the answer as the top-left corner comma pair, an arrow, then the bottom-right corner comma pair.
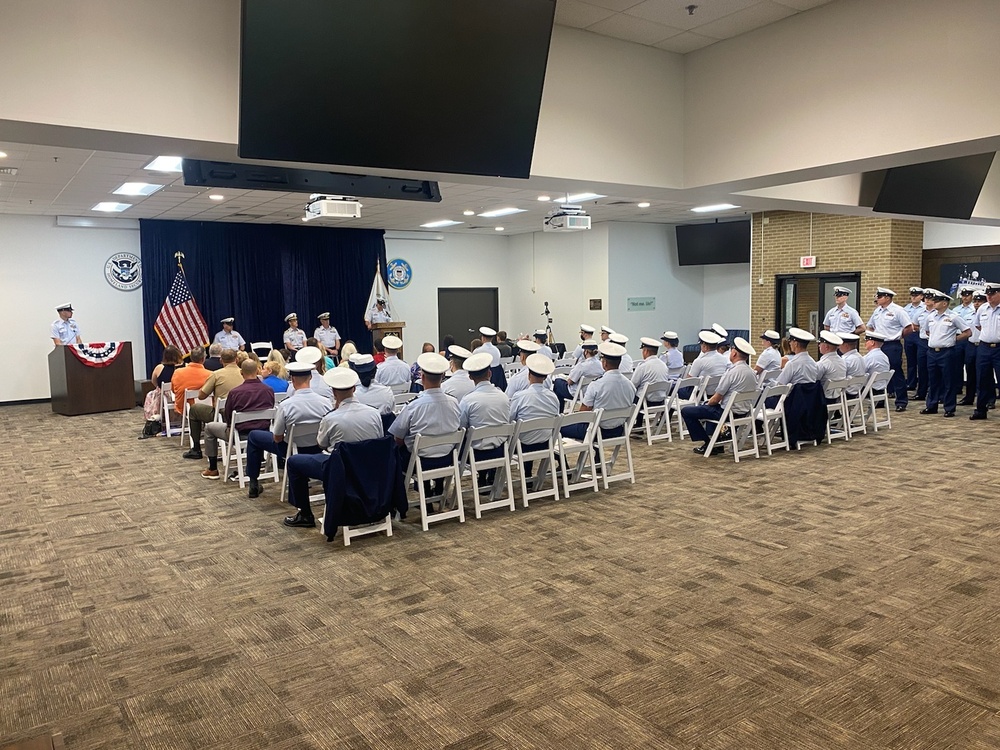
0,151 -> 7,159
113,182 -> 164,196
495,227 -> 505,231
92,202 -> 132,213
537,195 -> 551,202
637,201 -> 651,208
477,207 -> 526,218
143,155 -> 184,172
691,203 -> 740,213
209,194 -> 225,201
462,209 -> 475,216
421,219 -> 463,228
564,192 -> 606,203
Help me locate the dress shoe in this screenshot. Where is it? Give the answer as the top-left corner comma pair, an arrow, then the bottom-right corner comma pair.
959,399 -> 975,406
182,449 -> 203,460
693,444 -> 725,456
944,411 -> 956,418
895,405 -> 907,412
201,469 -> 220,480
248,480 -> 261,499
970,412 -> 988,420
919,408 -> 938,415
283,512 -> 315,528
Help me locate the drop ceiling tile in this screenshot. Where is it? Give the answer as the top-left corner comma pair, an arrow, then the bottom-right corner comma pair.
585,12 -> 682,44
574,0 -> 645,11
693,1 -> 797,39
625,0 -> 759,30
555,0 -> 617,28
653,30 -> 718,53
772,0 -> 833,9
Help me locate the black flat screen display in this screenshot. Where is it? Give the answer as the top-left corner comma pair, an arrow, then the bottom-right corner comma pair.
239,0 -> 556,179
873,153 -> 995,221
676,220 -> 751,266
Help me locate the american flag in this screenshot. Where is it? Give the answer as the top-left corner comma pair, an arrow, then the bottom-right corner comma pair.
154,269 -> 209,354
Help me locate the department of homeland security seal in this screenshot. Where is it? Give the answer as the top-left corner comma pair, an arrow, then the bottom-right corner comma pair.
104,252 -> 143,291
387,258 -> 412,290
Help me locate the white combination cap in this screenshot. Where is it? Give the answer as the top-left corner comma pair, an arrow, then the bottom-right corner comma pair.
56,302 -> 73,311
787,327 -> 815,343
819,331 -> 843,346
284,312 -> 298,322
317,312 -> 330,319
447,345 -> 472,359
960,286 -> 975,295
760,329 -> 781,341
323,368 -> 360,389
478,326 -> 497,337
600,325 -> 615,334
599,341 -> 627,357
581,341 -> 599,349
220,317 -> 235,324
286,362 -> 315,374
661,331 -> 679,340
526,353 -> 555,376
698,330 -> 724,345
516,339 -> 541,352
833,286 -> 851,296
295,346 -> 323,364
875,287 -> 895,297
580,324 -> 596,333
909,286 -> 924,295
711,323 -> 728,339
350,353 -> 374,365
381,335 -> 403,349
864,330 -> 886,341
639,337 -> 661,348
930,289 -> 953,301
609,333 -> 629,344
839,332 -> 860,342
733,337 -> 756,357
416,351 -> 449,375
533,329 -> 548,338
463,352 -> 493,373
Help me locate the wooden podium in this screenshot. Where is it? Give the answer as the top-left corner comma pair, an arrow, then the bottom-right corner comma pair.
371,321 -> 406,357
48,342 -> 135,416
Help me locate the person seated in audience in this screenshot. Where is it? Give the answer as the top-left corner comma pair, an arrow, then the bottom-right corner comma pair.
171,347 -> 211,418
863,331 -> 891,378
296,346 -> 331,399
182,349 -> 244,462
459,352 -> 511,487
374,335 -> 409,388
609,333 -> 634,374
631,338 -> 670,402
349,354 -> 394,415
838,333 -> 866,395
816,331 -> 847,402
496,330 -> 513,358
410,342 -> 436,392
389,352 -> 460,504
754,331 -> 783,387
266,348 -> 287,368
306,337 -> 335,371
509,353 -> 559,481
505,339 -> 543,398
442,345 -> 475,402
235,350 -> 250,367
533,329 -> 556,361
553,341 -> 601,411
198,359 -> 275,479
572,324 -> 597,364
659,331 -> 684,372
372,339 -> 386,365
777,328 -> 820,385
283,312 -> 307,352
682,337 -> 759,455
679,331 -> 728,398
560,341 -> 636,440
204,342 -> 224,371
473,326 -> 507,391
439,334 -> 456,358
261,359 -> 289,393
337,341 -> 357,368
283,368 -> 384,528
245,361 -> 331,498
469,337 -> 482,352
151,346 -> 184,388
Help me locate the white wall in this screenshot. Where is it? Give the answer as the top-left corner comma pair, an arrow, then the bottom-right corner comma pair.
0,215 -> 146,402
923,221 -> 1000,249
702,264 -> 751,334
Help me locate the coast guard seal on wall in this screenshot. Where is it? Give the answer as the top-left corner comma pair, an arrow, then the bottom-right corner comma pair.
104,252 -> 143,291
386,258 -> 412,290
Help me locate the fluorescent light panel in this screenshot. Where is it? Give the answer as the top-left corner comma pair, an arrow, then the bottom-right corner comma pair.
92,202 -> 132,212
144,155 -> 184,172
691,203 -> 740,213
420,219 -> 463,228
477,207 -> 526,218
564,192 -> 605,203
113,182 -> 164,196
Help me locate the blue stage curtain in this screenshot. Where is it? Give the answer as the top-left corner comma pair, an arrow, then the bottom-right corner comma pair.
140,219 -> 386,372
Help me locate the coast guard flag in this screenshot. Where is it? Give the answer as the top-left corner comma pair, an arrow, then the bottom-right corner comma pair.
154,269 -> 209,354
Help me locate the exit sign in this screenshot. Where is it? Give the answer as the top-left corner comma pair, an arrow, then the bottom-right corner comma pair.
800,255 -> 817,268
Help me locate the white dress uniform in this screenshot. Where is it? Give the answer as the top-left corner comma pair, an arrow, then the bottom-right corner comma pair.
355,383 -> 394,415
389,388 -> 461,457
213,330 -> 246,350
472,341 -> 502,367
630,356 -> 670,391
689,350 -> 730,394
975,302 -> 1000,343
659,348 -> 684,371
715,361 -> 759,412
309,371 -> 332,400
317,398 -> 383,450
817,351 -> 848,399
314,325 -> 341,351
566,357 -> 605,395
867,303 -> 912,341
823,303 -> 862,333
273,388 -> 333,445
618,353 -> 634,375
459,382 -> 511,449
864,349 -> 891,376
755,347 -> 782,386
51,318 -> 82,345
505,368 -> 553,398
375,355 -> 410,387
581,369 -> 636,429
510,383 -> 560,445
284,328 -> 307,350
365,307 -> 392,325
536,343 -> 556,361
843,350 -> 866,393
927,309 -> 970,348
777,351 -> 820,385
442,369 -> 475,402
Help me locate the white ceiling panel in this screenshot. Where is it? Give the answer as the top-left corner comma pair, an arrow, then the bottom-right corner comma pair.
585,12 -> 681,44
625,0 -> 759,31
653,30 -> 719,53
554,0 -> 617,28
692,1 -> 797,39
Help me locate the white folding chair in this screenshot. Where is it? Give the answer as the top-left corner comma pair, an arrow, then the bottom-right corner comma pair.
595,406 -> 639,488
180,388 -> 212,447
701,374 -> 722,400
552,363 -> 573,378
278,421 -> 323,503
499,356 -> 514,365
213,396 -> 226,423
404,429 -> 467,531
824,378 -> 851,443
703,391 -> 760,462
863,369 -> 894,431
389,381 -> 411,395
160,382 -> 181,437
633,380 -> 674,445
754,384 -> 791,455
393,392 -> 418,414
667,364 -> 688,379
553,410 -> 602,497
842,374 -> 869,437
563,375 -> 596,415
223,408 -> 278,488
274,391 -> 291,404
667,376 -> 704,440
503,362 -> 524,378
250,341 -> 273,356
459,423 -> 515,518
510,417 -> 560,507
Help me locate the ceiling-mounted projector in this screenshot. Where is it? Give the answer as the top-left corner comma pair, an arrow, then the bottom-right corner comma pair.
303,194 -> 362,222
544,203 -> 591,232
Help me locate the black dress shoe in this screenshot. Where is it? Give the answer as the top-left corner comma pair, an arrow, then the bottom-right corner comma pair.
283,512 -> 315,528
944,412 -> 956,418
693,444 -> 725,456
895,406 -> 907,412
182,449 -> 203,459
919,408 -> 938,415
248,480 -> 261,499
959,399 -> 975,406
970,412 -> 988,420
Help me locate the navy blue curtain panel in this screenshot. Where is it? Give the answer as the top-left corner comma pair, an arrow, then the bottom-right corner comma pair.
140,219 -> 387,373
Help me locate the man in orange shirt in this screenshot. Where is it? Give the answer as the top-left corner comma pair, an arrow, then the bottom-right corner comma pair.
171,347 -> 211,415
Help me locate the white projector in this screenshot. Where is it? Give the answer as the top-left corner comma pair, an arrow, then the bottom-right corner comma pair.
303,197 -> 362,222
544,204 -> 591,232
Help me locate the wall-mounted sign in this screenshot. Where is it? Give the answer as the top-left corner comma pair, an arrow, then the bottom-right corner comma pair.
627,296 -> 655,312
589,298 -> 602,310
104,252 -> 142,291
800,255 -> 817,269
387,258 -> 412,289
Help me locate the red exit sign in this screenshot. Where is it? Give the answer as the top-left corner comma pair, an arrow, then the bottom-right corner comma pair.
800,255 -> 817,268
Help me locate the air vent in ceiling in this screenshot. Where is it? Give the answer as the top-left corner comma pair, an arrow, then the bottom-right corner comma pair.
0,167 -> 18,176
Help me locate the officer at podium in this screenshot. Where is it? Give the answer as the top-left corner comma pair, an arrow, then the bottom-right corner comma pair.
51,303 -> 83,346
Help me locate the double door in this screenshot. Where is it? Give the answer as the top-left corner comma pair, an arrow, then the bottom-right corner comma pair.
775,273 -> 863,339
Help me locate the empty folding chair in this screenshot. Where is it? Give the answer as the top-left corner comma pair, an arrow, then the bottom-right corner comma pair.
754,384 -> 791,455
863,369 -> 895,431
595,405 -> 640,487
250,341 -> 273,357
824,378 -> 851,443
222,408 -> 278,488
404,429 -> 467,531
459,423 -> 516,518
703,391 -> 760,462
510,417 -> 560,507
553,410 -> 602,497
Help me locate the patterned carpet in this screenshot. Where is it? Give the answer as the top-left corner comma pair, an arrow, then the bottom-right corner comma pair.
1,401 -> 999,749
